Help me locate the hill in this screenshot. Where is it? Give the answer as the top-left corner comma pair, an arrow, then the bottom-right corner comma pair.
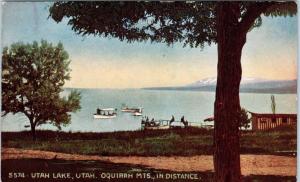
144,77 -> 297,94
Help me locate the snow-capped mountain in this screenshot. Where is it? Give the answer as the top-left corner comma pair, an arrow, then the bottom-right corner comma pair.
144,77 -> 296,93
187,77 -> 269,87
187,77 -> 217,87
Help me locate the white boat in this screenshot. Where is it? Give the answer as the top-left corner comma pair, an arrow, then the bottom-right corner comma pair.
132,112 -> 143,116
121,107 -> 136,112
93,108 -> 117,119
121,106 -> 143,113
93,114 -> 117,119
132,108 -> 143,116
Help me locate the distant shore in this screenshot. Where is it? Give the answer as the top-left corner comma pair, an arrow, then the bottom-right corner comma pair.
142,86 -> 296,94
142,79 -> 297,94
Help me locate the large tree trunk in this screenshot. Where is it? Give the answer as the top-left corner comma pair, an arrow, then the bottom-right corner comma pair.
214,2 -> 247,182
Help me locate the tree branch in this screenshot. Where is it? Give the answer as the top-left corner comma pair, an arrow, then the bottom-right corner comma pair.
1,111 -> 8,117
238,2 -> 274,33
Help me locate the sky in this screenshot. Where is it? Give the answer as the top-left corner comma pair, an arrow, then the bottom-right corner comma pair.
1,2 -> 298,89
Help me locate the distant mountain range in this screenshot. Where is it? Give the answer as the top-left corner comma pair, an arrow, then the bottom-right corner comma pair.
143,77 -> 297,94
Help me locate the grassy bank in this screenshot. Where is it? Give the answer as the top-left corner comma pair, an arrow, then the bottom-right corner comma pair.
2,126 -> 296,156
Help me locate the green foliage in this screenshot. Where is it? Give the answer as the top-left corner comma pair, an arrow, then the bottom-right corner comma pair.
2,40 -> 81,136
49,2 -> 296,48
271,95 -> 276,114
50,2 -> 217,48
239,108 -> 251,130
263,2 -> 297,17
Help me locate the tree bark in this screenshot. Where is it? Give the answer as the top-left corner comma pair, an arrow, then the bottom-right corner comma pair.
214,2 -> 247,182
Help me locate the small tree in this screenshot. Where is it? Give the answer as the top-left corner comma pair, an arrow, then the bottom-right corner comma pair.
239,108 -> 251,130
271,95 -> 276,114
2,40 -> 81,140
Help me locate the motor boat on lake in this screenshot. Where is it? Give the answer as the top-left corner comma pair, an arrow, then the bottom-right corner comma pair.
121,107 -> 136,112
132,108 -> 143,116
93,108 -> 117,119
121,106 -> 143,113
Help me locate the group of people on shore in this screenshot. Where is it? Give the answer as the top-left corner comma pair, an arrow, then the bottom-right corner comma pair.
141,117 -> 158,127
141,115 -> 189,127
170,115 -> 189,127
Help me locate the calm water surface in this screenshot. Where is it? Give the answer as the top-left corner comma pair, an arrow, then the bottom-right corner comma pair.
1,89 -> 297,132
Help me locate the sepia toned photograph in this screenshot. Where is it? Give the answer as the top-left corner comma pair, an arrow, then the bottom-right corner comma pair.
1,1 -> 297,181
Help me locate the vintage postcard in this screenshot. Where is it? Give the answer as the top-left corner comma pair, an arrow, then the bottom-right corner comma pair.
1,1 -> 297,182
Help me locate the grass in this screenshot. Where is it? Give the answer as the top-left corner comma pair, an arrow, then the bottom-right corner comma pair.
2,125 -> 296,156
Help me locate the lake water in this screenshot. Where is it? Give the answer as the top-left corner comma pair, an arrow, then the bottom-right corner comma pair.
1,89 -> 297,132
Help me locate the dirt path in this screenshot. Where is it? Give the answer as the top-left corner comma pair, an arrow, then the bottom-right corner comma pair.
2,148 -> 296,176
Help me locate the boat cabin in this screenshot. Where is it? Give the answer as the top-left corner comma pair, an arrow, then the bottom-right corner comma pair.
94,108 -> 117,119
96,108 -> 116,116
